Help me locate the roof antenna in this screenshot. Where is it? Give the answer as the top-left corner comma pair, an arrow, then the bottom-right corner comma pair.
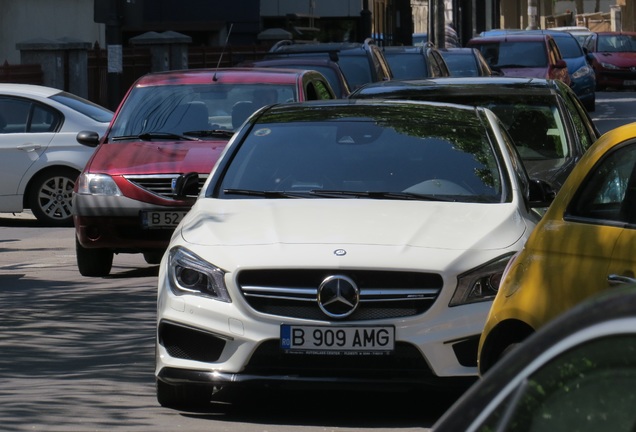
213,23 -> 233,82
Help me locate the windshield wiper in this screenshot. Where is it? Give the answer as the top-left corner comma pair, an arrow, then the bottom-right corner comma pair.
308,190 -> 457,201
111,132 -> 198,141
184,129 -> 235,138
223,188 -> 309,198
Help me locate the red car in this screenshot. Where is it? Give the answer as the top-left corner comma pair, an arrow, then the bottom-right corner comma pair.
583,31 -> 636,90
73,67 -> 336,276
467,33 -> 571,86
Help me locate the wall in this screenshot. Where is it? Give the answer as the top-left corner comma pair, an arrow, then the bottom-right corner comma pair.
0,0 -> 104,64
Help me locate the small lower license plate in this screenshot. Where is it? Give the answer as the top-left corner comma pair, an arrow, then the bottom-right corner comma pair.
624,80 -> 636,86
280,325 -> 395,354
141,210 -> 189,229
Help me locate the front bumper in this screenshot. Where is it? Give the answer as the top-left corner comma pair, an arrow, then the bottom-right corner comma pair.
73,193 -> 189,251
156,288 -> 491,391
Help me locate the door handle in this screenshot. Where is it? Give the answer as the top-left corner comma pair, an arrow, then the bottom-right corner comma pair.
608,274 -> 636,286
17,143 -> 42,152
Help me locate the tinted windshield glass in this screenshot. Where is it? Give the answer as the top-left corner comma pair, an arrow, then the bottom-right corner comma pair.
108,83 -> 295,138
442,53 -> 479,76
50,92 -> 113,122
405,94 -> 568,161
217,109 -> 503,203
384,53 -> 428,79
337,56 -> 373,89
477,41 -> 548,68
597,34 -> 636,52
552,35 -> 583,58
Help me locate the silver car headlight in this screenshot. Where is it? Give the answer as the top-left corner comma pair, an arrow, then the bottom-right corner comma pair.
449,253 -> 515,306
77,173 -> 122,196
572,64 -> 593,79
600,62 -> 619,70
168,246 -> 231,302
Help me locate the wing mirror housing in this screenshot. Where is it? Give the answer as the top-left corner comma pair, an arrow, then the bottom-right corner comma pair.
528,179 -> 556,208
76,130 -> 101,147
173,172 -> 201,200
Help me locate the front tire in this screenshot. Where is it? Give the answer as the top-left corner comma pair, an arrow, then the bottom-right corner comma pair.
28,167 -> 79,226
76,236 -> 113,277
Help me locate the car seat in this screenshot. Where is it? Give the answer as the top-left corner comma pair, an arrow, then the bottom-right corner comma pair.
231,101 -> 255,129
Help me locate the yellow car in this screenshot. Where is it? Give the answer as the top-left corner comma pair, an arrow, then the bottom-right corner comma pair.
479,121 -> 636,375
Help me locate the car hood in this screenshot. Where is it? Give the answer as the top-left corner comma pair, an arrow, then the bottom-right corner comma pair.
595,51 -> 636,67
86,139 -> 228,175
180,199 -> 529,251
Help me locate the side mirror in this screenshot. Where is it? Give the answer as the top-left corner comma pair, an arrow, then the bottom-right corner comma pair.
173,172 -> 201,200
76,130 -> 101,147
528,179 -> 556,208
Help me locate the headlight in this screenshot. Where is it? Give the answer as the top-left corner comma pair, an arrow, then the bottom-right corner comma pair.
449,253 -> 515,306
572,64 -> 593,79
77,173 -> 122,196
168,246 -> 231,302
600,62 -> 620,70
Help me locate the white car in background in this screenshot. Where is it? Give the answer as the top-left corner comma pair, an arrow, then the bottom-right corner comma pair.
0,84 -> 113,226
155,99 -> 554,409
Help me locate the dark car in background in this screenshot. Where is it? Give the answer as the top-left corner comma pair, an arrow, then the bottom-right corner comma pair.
350,77 -> 600,191
468,33 -> 571,86
72,67 -> 336,277
583,31 -> 636,90
439,47 -> 495,77
266,38 -> 393,90
240,57 -> 352,98
382,45 -> 450,79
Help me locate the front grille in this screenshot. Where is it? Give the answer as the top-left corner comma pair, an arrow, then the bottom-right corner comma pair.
238,269 -> 443,321
125,174 -> 208,199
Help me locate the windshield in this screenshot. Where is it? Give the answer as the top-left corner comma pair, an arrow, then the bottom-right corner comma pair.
442,53 -> 479,76
395,94 -> 568,161
552,36 -> 584,58
597,34 -> 636,52
337,56 -> 373,89
385,53 -> 428,79
108,83 -> 295,139
477,41 -> 548,68
216,117 -> 504,203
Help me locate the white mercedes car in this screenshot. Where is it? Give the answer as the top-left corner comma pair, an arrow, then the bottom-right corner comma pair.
155,99 -> 553,409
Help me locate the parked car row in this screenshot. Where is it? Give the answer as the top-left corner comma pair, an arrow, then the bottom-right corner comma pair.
4,27 -> 635,420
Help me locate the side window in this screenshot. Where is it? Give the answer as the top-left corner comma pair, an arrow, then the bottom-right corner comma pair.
0,97 -> 60,134
560,91 -> 596,151
482,335 -> 636,432
548,39 -> 561,63
568,142 -> 636,223
0,97 -> 30,133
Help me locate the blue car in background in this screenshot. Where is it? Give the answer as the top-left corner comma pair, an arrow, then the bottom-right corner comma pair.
480,29 -> 596,111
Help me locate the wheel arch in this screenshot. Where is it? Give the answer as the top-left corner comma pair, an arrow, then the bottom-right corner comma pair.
479,319 -> 534,375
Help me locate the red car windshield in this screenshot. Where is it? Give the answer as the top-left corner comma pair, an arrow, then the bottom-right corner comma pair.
109,83 -> 296,139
